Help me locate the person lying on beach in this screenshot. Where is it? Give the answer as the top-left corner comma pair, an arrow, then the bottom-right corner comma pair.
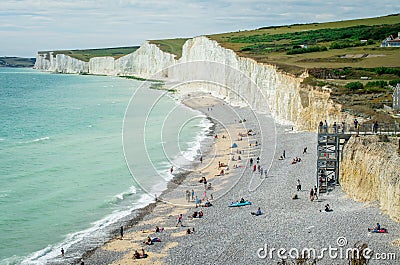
144,236 -> 161,245
279,155 -> 284,160
291,159 -> 296,164
143,236 -> 153,245
198,210 -> 203,218
133,248 -> 148,259
189,211 -> 198,218
219,163 -> 227,168
202,200 -> 212,207
251,207 -> 262,216
155,226 -> 164,232
240,198 -> 245,203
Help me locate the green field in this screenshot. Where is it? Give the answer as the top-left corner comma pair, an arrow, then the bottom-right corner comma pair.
0,57 -> 35,67
38,46 -> 140,62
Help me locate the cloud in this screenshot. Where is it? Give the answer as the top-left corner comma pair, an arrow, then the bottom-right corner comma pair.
0,0 -> 399,57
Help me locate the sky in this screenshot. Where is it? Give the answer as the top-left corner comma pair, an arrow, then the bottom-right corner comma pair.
1,0 -> 399,57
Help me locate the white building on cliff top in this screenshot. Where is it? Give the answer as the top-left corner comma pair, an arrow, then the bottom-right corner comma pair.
381,32 -> 400,47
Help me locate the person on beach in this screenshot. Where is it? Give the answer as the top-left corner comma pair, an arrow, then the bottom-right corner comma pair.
297,179 -> 301,191
253,164 -> 257,171
186,190 -> 190,202
170,166 -> 173,174
303,147 -> 307,154
61,248 -> 64,257
283,150 -> 286,159
200,156 -> 203,163
191,189 -> 195,201
310,188 -> 314,201
314,186 -> 318,200
250,158 -> 253,165
324,204 -> 332,212
251,207 -> 262,216
176,214 -> 183,227
120,225 -> 124,239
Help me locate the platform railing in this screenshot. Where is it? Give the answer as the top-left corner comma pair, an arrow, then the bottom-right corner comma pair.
318,122 -> 400,135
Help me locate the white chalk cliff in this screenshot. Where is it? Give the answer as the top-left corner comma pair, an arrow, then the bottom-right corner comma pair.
35,36 -> 345,130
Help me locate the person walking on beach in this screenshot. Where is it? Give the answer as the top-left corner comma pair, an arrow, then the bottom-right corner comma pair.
61,247 -> 64,257
200,156 -> 203,163
314,186 -> 318,200
253,164 -> 257,172
176,214 -> 183,227
283,150 -> 286,159
250,158 -> 253,165
303,147 -> 307,154
297,179 -> 301,191
120,225 -> 124,239
191,189 -> 195,201
310,188 -> 314,202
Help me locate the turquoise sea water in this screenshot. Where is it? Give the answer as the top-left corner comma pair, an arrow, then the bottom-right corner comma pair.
0,68 -> 210,264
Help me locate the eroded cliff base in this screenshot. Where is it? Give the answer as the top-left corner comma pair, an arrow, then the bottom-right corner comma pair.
340,135 -> 400,222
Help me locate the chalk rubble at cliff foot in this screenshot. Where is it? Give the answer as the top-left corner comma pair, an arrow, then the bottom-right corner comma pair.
340,135 -> 400,222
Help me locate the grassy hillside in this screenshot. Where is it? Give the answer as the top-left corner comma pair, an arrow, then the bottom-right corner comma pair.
151,14 -> 400,122
209,14 -> 400,71
38,46 -> 139,62
148,38 -> 189,59
0,57 -> 35,67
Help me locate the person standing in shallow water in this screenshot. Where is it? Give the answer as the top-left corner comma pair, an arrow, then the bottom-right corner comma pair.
61,247 -> 64,257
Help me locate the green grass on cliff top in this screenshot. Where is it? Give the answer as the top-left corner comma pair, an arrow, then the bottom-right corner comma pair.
148,38 -> 189,59
38,46 -> 139,62
150,14 -> 400,74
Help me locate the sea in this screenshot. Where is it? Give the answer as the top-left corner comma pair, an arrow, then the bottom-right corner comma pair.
0,68 -> 212,264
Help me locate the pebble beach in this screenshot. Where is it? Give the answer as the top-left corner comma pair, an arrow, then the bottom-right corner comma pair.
79,91 -> 400,265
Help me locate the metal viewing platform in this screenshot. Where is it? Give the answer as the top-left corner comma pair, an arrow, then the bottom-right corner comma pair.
317,122 -> 400,193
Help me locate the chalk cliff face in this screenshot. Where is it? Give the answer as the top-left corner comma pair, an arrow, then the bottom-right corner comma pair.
340,136 -> 400,222
35,52 -> 88,74
34,37 -> 343,130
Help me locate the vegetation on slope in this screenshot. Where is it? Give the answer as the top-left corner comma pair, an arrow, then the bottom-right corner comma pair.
38,46 -> 139,62
150,14 -> 400,123
148,38 -> 189,59
0,57 -> 35,67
